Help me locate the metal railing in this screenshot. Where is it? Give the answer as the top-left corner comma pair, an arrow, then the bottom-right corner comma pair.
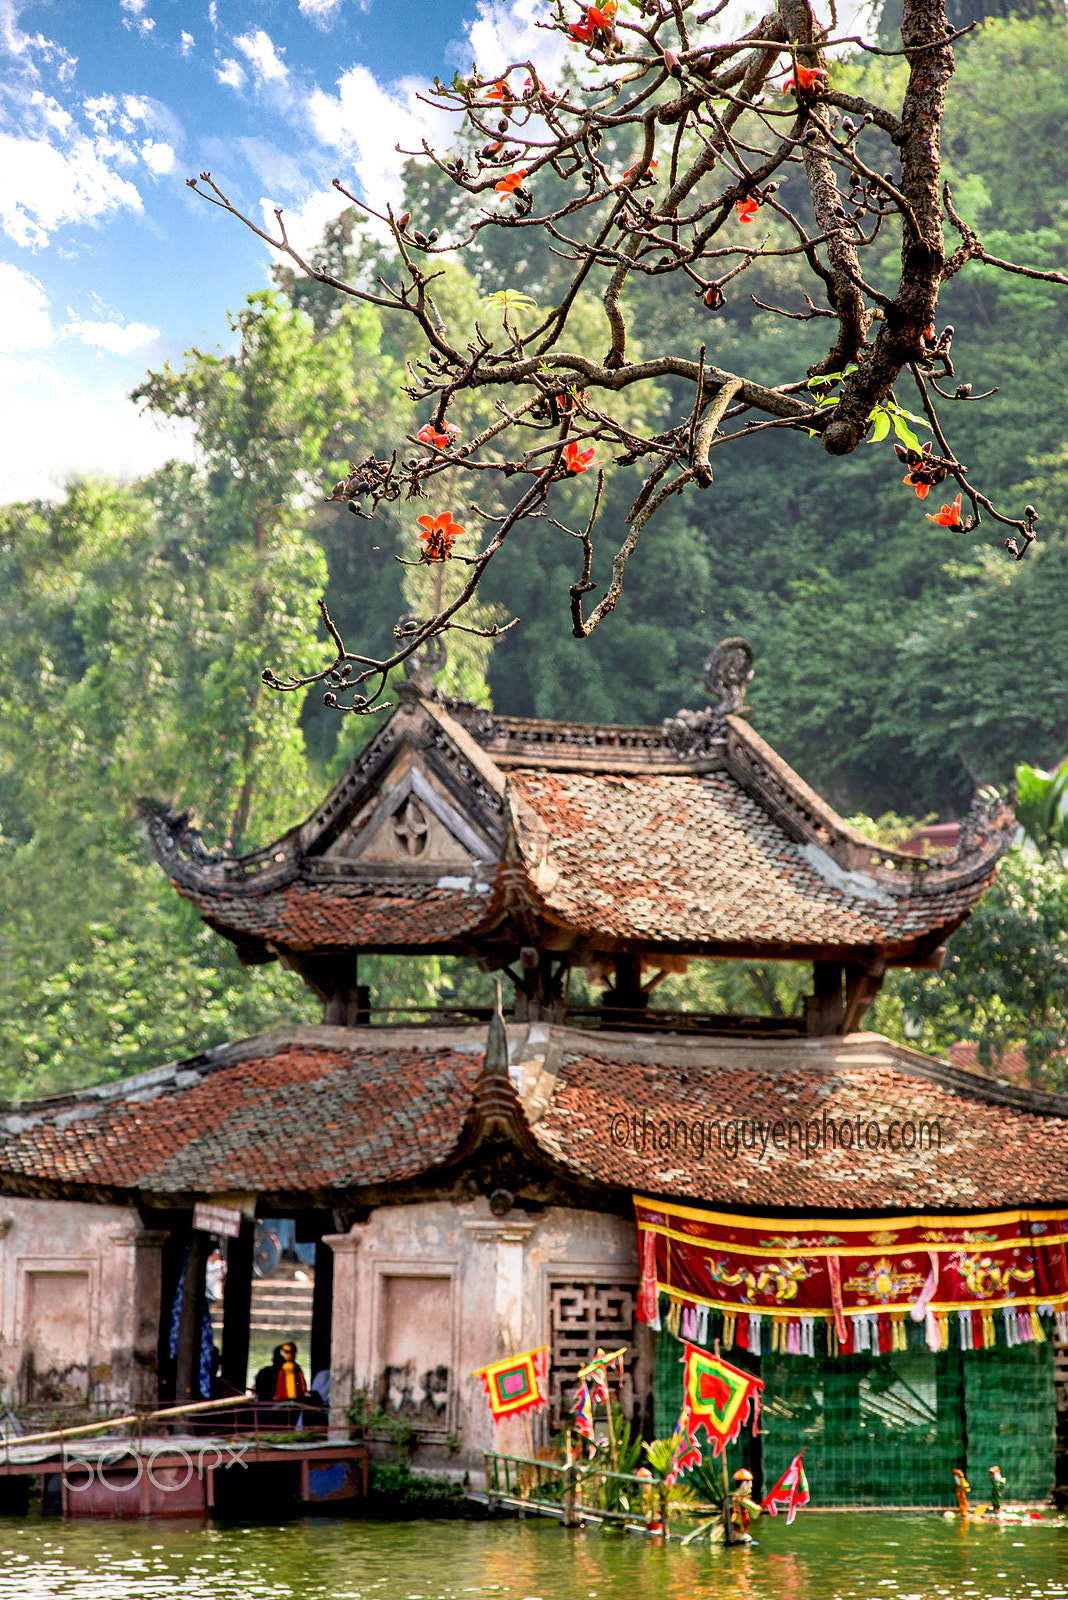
483,1450 -> 653,1525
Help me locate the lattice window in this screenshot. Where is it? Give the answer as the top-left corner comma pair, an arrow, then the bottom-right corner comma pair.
548,1279 -> 637,1426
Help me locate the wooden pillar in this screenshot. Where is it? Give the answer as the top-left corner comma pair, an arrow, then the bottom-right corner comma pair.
156,1225 -> 190,1403
842,961 -> 885,1033
174,1231 -> 210,1405
310,1238 -> 334,1380
603,953 -> 648,1016
221,1218 -> 255,1394
806,960 -> 845,1035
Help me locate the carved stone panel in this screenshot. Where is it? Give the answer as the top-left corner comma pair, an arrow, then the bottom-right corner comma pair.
547,1278 -> 637,1427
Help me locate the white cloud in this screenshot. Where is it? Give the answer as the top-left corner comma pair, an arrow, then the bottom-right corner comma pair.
238,137 -> 309,196
208,0 -> 218,30
0,0 -> 78,82
298,0 -> 346,24
234,28 -> 289,86
140,139 -> 175,174
120,0 -> 156,37
308,66 -> 456,223
0,261 -> 53,350
259,186 -> 349,257
463,0 -> 567,84
0,129 -> 143,248
215,56 -> 246,90
179,29 -> 194,55
0,352 -> 195,502
66,317 -> 160,353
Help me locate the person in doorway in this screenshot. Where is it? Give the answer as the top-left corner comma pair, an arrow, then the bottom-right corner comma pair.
254,1345 -> 285,1401
205,1247 -> 226,1304
274,1341 -> 307,1403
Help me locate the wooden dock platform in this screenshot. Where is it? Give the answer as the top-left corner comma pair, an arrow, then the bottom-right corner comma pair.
0,1397 -> 370,1519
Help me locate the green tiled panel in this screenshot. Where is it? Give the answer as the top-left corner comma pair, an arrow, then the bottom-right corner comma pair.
653,1327 -> 1055,1507
964,1342 -> 1056,1502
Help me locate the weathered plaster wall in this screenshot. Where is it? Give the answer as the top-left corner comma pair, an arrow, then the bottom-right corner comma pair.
326,1199 -> 639,1478
0,1197 -> 163,1413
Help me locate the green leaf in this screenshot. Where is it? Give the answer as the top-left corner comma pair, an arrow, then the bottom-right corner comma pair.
869,411 -> 891,443
890,412 -> 922,453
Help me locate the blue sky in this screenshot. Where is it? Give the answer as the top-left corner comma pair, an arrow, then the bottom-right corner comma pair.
1,0 -> 870,501
0,0 -> 576,499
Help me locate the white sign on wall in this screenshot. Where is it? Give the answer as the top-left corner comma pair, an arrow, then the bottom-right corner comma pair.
192,1202 -> 243,1239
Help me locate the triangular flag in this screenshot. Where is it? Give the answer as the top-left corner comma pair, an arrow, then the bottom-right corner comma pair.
680,1342 -> 763,1458
761,1450 -> 811,1524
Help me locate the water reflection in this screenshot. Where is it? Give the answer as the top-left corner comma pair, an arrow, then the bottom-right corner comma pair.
0,1513 -> 1065,1599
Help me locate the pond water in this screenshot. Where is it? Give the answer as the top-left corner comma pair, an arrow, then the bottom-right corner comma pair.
1,1512 -> 1067,1600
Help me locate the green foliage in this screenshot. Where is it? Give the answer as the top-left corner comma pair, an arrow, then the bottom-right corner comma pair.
878,848 -> 1068,1086
1015,762 -> 1068,856
366,1461 -> 471,1518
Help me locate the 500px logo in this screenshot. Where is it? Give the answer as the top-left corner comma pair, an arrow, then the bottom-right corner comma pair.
65,1442 -> 250,1492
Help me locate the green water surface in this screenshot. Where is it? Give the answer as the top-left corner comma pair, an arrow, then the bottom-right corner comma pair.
1,1513 -> 1067,1599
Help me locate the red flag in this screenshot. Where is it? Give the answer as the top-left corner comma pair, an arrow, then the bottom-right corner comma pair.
681,1343 -> 763,1458
472,1348 -> 548,1423
761,1451 -> 811,1524
664,1402 -> 702,1484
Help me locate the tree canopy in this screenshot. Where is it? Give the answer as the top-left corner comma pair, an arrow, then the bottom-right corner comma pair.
190,0 -> 1066,717
2,12 -> 1068,1095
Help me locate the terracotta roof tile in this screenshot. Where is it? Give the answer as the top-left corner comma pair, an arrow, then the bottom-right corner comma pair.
183,880 -> 499,952
0,1037 -> 483,1195
2,1027 -> 1067,1215
532,1035 -> 1068,1210
509,770 -> 996,955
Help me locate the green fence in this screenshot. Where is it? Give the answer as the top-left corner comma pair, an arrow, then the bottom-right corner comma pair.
653,1325 -> 1055,1507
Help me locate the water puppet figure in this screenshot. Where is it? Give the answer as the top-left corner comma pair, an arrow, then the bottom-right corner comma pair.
952,1468 -> 971,1517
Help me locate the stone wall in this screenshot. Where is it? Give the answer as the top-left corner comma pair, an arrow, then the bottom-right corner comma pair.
0,1196 -> 164,1417
326,1199 -> 642,1479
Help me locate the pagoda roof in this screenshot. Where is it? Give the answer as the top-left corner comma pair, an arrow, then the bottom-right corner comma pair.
144,656 -> 1013,971
2,1025 -> 1067,1214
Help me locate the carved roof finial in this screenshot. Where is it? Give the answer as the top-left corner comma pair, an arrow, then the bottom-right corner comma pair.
397,615 -> 446,697
703,637 -> 754,716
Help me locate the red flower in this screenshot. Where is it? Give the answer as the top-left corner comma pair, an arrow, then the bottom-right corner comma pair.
736,195 -> 760,224
897,440 -> 946,498
495,170 -> 527,202
485,79 -> 509,102
570,1 -> 615,41
564,441 -> 599,475
417,511 -> 464,561
925,493 -> 963,528
622,157 -> 659,181
417,423 -> 450,450
782,63 -> 828,95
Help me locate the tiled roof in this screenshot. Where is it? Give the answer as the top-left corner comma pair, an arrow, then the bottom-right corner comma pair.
0,1029 -> 488,1197
508,769 -> 996,957
2,1025 -> 1067,1213
948,1039 -> 1031,1087
530,1032 -> 1068,1210
147,691 -> 1013,966
187,880 -> 500,953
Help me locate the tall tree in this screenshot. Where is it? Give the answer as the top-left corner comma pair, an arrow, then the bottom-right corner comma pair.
189,0 -> 1065,720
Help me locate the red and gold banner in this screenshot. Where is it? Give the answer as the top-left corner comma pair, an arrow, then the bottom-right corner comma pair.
634,1195 -> 1068,1322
